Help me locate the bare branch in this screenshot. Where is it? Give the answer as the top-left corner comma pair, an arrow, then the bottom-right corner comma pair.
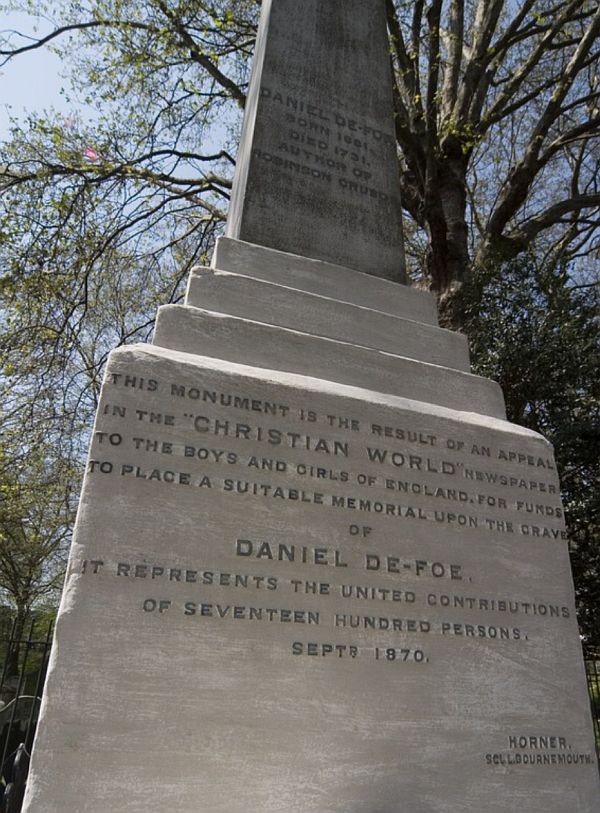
486,5 -> 600,242
516,194 -> 600,241
410,0 -> 425,114
484,0 -> 589,126
0,20 -> 153,66
540,117 -> 600,162
154,0 -> 247,107
455,0 -> 503,124
440,0 -> 464,122
386,0 -> 416,100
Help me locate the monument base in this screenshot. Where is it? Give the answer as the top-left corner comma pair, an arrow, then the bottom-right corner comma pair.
22,240 -> 599,812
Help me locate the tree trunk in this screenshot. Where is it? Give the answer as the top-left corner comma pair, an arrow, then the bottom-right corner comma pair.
423,150 -> 470,328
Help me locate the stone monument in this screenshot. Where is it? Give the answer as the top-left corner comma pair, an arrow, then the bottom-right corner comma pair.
23,1 -> 599,811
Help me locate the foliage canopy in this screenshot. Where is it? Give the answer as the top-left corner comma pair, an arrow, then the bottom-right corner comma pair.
464,256 -> 600,650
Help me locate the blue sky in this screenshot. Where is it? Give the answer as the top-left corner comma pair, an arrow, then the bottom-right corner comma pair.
1,12 -> 71,138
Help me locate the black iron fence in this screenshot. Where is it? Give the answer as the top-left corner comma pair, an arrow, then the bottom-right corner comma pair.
586,660 -> 600,763
0,618 -> 53,813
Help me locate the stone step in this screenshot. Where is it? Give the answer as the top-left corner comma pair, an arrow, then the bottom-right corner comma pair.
185,268 -> 470,371
152,305 -> 506,419
212,237 -> 439,326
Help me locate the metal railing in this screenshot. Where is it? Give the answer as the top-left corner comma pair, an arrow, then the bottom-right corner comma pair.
586,659 -> 600,765
0,618 -> 53,813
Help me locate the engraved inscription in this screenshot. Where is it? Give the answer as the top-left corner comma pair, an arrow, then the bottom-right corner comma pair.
64,360 -> 598,788
72,370 -> 583,675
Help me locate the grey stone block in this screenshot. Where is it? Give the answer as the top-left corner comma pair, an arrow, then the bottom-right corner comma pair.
185,268 -> 470,371
152,304 -> 506,419
212,237 -> 438,325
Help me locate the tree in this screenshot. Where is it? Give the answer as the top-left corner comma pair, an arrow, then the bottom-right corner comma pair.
0,429 -> 75,636
1,1 -> 259,448
463,255 -> 600,652
2,2 -> 599,303
386,0 -> 600,301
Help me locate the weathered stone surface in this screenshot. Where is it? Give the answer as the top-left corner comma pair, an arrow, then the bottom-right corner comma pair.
23,345 -> 599,813
185,269 -> 470,370
212,238 -> 436,324
22,0 -> 599,809
225,0 -> 406,280
152,305 -> 504,418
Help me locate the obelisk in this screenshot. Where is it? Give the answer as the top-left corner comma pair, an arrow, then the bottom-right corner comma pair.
226,0 -> 406,281
22,1 -> 598,812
